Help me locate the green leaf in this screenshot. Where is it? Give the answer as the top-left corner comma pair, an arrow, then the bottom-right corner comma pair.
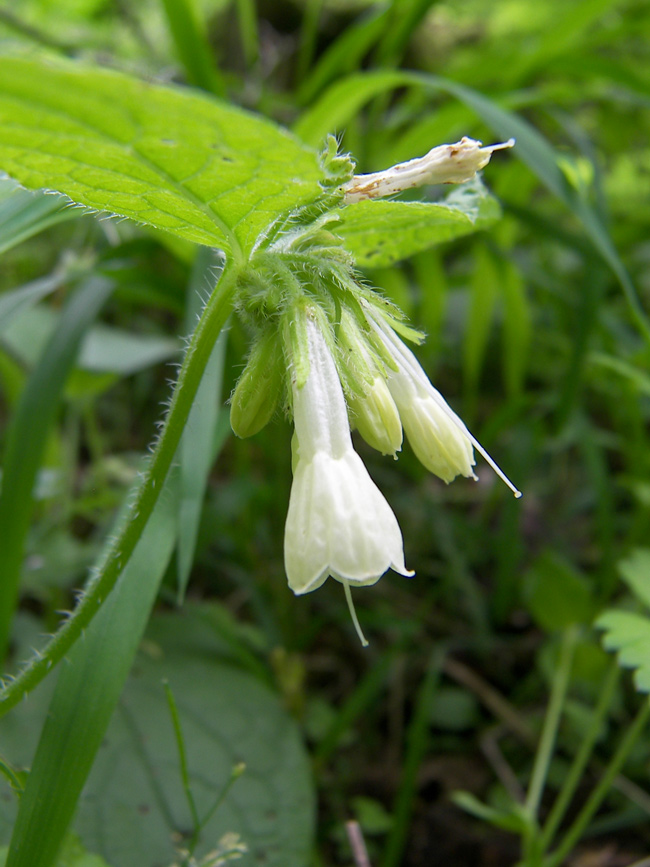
0,177 -> 74,256
0,276 -> 114,659
588,352 -> 650,398
1,304 -> 179,375
0,834 -> 111,867
597,611 -> 650,694
0,56 -> 322,259
525,551 -> 594,631
597,551 -> 650,693
618,550 -> 650,614
500,258 -> 530,397
0,273 -> 66,335
297,7 -> 389,106
0,260 -> 238,723
452,791 -> 530,834
0,608 -> 315,867
336,180 -> 500,268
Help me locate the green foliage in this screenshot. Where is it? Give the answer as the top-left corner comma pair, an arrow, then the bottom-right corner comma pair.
0,276 -> 114,658
336,179 -> 500,268
0,610 -> 313,867
0,57 -> 323,257
598,550 -> 650,693
0,834 -> 111,867
0,2 -> 649,866
0,180 -> 73,255
525,551 -> 595,632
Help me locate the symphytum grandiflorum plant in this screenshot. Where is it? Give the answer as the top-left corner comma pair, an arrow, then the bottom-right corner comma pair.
0,56 -> 520,647
0,53 -> 524,867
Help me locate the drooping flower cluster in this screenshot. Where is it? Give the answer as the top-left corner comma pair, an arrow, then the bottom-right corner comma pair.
228,138 -> 520,644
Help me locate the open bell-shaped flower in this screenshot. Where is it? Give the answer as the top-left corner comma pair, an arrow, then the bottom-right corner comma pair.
283,311 -> 412,613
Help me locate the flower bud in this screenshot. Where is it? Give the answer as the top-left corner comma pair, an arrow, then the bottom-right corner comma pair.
348,377 -> 402,458
337,306 -> 403,457
230,330 -> 284,438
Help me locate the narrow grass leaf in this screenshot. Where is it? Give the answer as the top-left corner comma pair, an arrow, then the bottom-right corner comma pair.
500,258 -> 531,397
177,248 -> 228,596
381,648 -> 443,867
5,473 -> 178,867
463,243 -> 499,398
160,0 -> 224,95
297,7 -> 388,106
0,273 -> 67,335
588,353 -> 650,398
2,304 -> 179,375
0,276 -> 113,659
373,0 -> 436,66
235,0 -> 260,67
0,178 -> 74,256
0,56 -> 322,258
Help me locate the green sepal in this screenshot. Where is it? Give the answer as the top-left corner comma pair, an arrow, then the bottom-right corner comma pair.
283,300 -> 312,392
230,329 -> 285,438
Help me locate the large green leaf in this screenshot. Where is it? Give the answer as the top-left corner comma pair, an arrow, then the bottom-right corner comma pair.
0,609 -> 315,867
1,835 -> 111,867
0,56 -> 322,260
336,179 -> 500,268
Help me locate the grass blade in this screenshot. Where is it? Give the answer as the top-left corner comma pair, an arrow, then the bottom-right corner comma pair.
0,276 -> 113,660
5,472 -> 178,867
177,248 -> 228,597
0,180 -> 74,256
160,0 -> 224,96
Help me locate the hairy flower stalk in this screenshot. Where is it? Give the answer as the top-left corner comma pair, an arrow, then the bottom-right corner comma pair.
283,311 -> 413,644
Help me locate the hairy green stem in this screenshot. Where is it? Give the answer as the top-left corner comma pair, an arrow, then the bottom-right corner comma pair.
0,260 -> 240,718
539,658 -> 619,853
546,698 -> 650,867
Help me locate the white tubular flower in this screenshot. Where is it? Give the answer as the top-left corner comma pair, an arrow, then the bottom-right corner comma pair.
368,309 -> 522,496
284,315 -> 412,612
